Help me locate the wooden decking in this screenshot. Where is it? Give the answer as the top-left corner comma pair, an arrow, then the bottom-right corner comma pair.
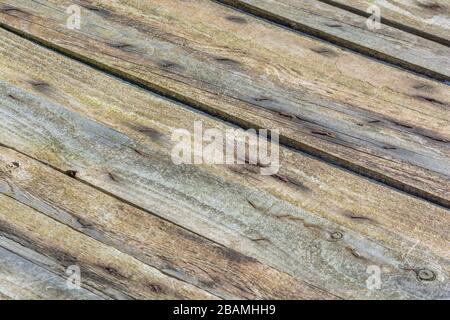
0,0 -> 448,299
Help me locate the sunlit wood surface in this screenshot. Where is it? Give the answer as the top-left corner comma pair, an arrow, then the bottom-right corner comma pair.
0,0 -> 448,300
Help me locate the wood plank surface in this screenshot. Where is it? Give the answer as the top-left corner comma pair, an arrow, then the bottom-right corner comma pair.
0,0 -> 448,207
321,0 -> 450,45
218,0 -> 450,80
0,148 -> 329,300
0,28 -> 448,299
0,194 -> 219,300
0,242 -> 101,299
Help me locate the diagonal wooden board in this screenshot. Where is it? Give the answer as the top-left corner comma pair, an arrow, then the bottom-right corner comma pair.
0,0 -> 448,207
218,0 -> 450,80
0,28 -> 449,299
320,0 -> 450,45
0,194 -> 221,300
0,149 -> 331,300
0,241 -> 102,299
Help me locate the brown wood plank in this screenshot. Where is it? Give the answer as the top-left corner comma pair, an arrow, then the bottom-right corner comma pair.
320,0 -> 450,45
218,0 -> 450,80
0,28 -> 448,299
0,0 -> 448,207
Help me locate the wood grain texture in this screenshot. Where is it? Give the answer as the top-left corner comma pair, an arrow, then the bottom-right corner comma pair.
0,29 -> 448,299
0,243 -> 101,300
0,194 -> 219,300
321,0 -> 450,45
0,0 -> 448,207
0,292 -> 11,300
217,0 -> 450,80
0,149 -> 329,300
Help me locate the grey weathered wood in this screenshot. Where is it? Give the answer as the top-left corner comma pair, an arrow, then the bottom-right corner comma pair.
0,66 -> 448,299
0,195 -> 219,300
0,241 -> 102,300
0,150 -> 330,300
0,0 -> 449,207
320,0 -> 450,45
218,0 -> 450,80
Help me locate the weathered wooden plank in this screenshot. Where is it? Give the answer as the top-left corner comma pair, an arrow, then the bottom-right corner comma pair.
0,243 -> 101,300
0,30 -> 448,299
0,291 -> 11,299
0,149 -> 329,300
321,0 -> 450,45
0,235 -> 120,300
218,0 -> 450,80
0,194 -> 218,300
0,0 -> 449,207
